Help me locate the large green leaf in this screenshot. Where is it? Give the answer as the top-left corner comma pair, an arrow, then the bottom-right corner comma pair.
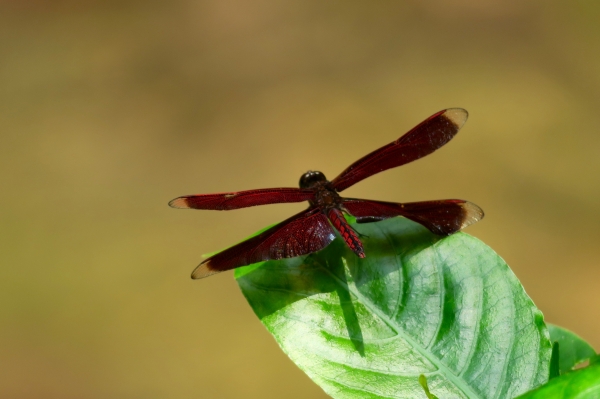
548,324 -> 597,375
515,362 -> 600,399
235,217 -> 552,398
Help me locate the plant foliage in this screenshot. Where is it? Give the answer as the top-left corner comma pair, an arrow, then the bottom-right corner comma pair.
235,217 -> 553,398
547,324 -> 597,375
515,361 -> 600,399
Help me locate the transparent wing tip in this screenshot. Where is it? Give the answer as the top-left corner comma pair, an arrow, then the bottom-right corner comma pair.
191,260 -> 220,279
169,197 -> 189,209
460,201 -> 484,229
442,108 -> 469,130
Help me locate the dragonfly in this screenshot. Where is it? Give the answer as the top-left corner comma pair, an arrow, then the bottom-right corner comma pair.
170,108 -> 484,279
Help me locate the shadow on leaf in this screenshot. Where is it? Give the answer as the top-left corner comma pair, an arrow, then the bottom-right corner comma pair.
235,219 -> 440,358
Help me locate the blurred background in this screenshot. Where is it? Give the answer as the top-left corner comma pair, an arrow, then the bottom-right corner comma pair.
1,0 -> 599,398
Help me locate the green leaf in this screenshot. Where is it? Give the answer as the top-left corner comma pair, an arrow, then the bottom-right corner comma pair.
515,362 -> 600,399
548,324 -> 597,375
235,217 -> 552,398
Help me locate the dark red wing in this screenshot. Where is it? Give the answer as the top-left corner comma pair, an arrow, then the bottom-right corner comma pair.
192,208 -> 336,279
343,198 -> 483,235
331,109 -> 468,192
169,188 -> 314,210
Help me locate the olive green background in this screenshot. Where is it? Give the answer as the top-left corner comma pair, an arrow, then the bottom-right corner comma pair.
1,1 -> 599,398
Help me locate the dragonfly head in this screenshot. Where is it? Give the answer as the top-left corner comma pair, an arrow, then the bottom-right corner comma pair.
299,170 -> 327,189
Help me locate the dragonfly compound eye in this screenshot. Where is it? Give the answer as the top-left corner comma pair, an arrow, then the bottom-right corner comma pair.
299,170 -> 327,189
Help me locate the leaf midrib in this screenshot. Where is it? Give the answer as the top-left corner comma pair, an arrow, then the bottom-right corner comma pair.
320,256 -> 483,399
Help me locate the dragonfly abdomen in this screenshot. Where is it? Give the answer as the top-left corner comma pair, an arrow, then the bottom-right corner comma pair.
327,208 -> 365,258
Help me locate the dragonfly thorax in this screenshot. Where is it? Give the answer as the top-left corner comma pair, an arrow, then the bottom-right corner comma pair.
300,170 -> 341,208
312,186 -> 341,208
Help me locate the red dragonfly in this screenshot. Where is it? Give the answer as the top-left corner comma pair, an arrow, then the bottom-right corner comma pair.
170,108 -> 483,279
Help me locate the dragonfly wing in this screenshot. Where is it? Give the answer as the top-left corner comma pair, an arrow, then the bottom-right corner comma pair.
331,109 -> 468,192
169,188 -> 314,210
192,208 -> 336,279
343,198 -> 483,235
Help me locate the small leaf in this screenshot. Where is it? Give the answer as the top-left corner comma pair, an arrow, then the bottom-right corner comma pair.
419,374 -> 440,399
548,324 -> 597,374
515,362 -> 600,399
235,217 -> 551,398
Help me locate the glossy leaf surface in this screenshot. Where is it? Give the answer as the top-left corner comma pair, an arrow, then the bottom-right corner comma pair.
235,217 -> 552,398
516,362 -> 600,399
548,324 -> 597,375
